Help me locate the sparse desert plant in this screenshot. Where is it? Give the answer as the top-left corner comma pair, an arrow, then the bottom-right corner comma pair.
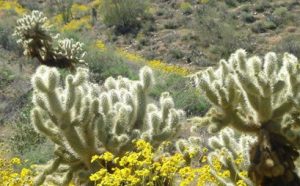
30,65 -> 185,185
100,0 -> 149,34
191,49 -> 300,185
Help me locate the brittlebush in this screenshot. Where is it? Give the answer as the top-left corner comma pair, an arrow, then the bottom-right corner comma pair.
90,140 -> 251,186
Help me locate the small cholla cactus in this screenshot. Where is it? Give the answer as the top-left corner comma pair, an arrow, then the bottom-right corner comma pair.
55,38 -> 86,64
14,10 -> 86,70
208,128 -> 256,186
176,136 -> 203,165
191,49 -> 300,185
31,65 -> 185,185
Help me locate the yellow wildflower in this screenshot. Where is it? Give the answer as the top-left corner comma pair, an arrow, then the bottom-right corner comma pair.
10,157 -> 21,165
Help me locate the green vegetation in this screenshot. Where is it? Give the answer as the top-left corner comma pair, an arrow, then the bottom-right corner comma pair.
100,0 -> 149,34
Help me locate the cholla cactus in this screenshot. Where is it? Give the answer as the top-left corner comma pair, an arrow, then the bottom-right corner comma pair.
14,10 -> 86,69
55,38 -> 86,64
208,128 -> 256,186
176,136 -> 202,165
31,65 -> 185,185
191,49 -> 300,185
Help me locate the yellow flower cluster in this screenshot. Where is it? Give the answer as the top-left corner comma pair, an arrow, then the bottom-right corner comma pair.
52,14 -> 64,26
90,140 -> 227,186
71,3 -> 89,19
95,40 -> 106,50
0,156 -> 34,185
62,16 -> 92,32
0,0 -> 26,15
117,49 -> 191,76
148,60 -> 190,76
89,0 -> 102,7
118,49 -> 145,63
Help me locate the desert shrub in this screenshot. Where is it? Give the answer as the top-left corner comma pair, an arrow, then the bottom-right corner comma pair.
164,19 -> 180,29
150,73 -> 209,116
179,2 -> 193,15
225,0 -> 237,7
251,20 -> 277,33
270,7 -> 294,26
20,141 -> 54,165
0,17 -> 21,52
254,1 -> 271,13
275,35 -> 300,59
169,48 -> 184,60
55,0 -> 73,24
100,0 -> 149,34
0,66 -> 15,89
241,12 -> 256,23
194,3 -> 254,59
86,47 -> 137,82
8,103 -> 46,155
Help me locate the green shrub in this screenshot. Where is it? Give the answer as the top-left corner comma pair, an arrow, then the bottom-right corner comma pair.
0,16 -> 21,52
21,141 -> 54,165
179,2 -> 193,15
254,1 -> 271,13
100,0 -> 149,34
241,12 -> 256,23
270,7 -> 293,26
275,35 -> 300,59
169,48 -> 184,60
251,20 -> 277,33
86,47 -> 137,82
225,0 -> 237,7
150,72 -> 209,116
8,103 -> 46,155
0,66 -> 15,89
164,19 -> 180,29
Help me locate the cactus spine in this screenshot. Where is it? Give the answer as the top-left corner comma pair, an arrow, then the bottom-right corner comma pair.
31,65 -> 185,185
192,49 -> 300,185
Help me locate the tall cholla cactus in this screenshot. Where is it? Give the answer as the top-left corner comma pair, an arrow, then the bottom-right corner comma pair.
208,128 -> 256,186
191,49 -> 300,185
14,10 -> 86,70
31,65 -> 185,185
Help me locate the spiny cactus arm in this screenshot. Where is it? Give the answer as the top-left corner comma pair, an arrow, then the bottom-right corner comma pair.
34,157 -> 62,186
207,151 -> 235,186
32,66 -> 99,166
31,108 -> 64,147
208,128 -> 256,186
146,101 -> 184,147
55,38 -> 87,65
176,137 -> 202,165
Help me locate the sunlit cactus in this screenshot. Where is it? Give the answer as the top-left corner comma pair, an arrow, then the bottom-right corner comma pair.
191,49 -> 300,185
176,136 -> 202,165
30,65 -> 185,185
207,128 -> 256,186
14,10 -> 86,70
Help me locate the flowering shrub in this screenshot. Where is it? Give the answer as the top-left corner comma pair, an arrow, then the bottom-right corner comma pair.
62,16 -> 92,32
90,140 -> 253,186
71,3 -> 89,18
0,156 -> 34,185
0,0 -> 26,15
148,60 -> 190,76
